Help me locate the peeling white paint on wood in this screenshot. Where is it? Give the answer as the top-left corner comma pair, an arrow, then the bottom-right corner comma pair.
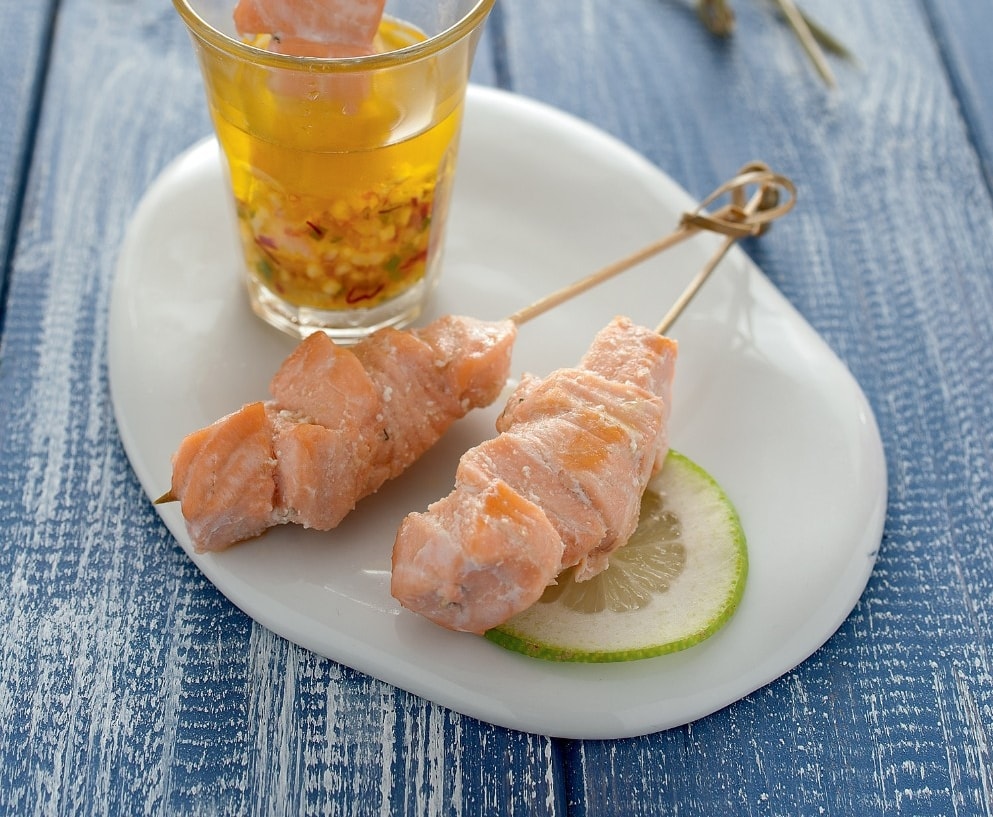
1,0 -> 992,815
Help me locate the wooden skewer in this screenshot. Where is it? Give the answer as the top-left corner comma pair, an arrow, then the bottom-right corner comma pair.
155,165 -> 795,509
508,162 -> 796,329
774,0 -> 837,88
505,222 -> 698,327
656,165 -> 793,334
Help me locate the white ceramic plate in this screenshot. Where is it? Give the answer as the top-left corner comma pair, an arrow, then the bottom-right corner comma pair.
109,86 -> 886,739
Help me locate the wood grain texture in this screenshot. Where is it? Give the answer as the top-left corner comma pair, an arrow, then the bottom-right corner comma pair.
1,0 -> 992,815
0,4 -> 56,302
923,0 -> 993,190
0,1 -> 559,815
487,0 -> 993,814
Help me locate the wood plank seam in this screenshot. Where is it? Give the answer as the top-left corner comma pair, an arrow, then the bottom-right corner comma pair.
0,0 -> 61,340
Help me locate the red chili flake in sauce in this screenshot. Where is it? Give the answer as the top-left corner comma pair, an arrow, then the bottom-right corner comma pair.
346,283 -> 386,304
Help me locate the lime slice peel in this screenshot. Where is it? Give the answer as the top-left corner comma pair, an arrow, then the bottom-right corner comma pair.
485,450 -> 748,663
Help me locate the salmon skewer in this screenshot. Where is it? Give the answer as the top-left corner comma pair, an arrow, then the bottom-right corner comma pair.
162,208 -> 694,553
165,316 -> 515,552
390,168 -> 796,634
390,317 -> 677,634
161,165 -> 794,554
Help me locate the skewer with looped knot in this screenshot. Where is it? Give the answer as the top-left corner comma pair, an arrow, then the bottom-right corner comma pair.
505,161 -> 796,334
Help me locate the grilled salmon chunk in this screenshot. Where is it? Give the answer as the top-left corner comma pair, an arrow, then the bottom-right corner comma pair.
167,317 -> 517,551
392,317 -> 678,634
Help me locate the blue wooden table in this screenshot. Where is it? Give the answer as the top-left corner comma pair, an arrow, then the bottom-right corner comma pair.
2,1 -> 992,814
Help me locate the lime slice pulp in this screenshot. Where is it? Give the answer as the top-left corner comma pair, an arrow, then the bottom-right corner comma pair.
484,450 -> 747,663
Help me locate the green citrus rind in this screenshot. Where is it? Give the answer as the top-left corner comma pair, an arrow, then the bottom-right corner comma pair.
484,450 -> 748,663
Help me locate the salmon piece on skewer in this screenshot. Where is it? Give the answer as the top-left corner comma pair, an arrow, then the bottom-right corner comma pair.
166,316 -> 517,552
457,434 -> 610,573
391,316 -> 678,635
572,315 -> 677,474
390,477 -> 565,635
486,374 -> 667,577
233,0 -> 387,56
168,401 -> 277,552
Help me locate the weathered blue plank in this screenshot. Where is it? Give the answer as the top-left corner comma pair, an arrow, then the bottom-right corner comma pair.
0,0 -> 561,814
493,0 -> 993,814
2,0 -> 993,814
924,0 -> 993,190
0,3 -> 57,317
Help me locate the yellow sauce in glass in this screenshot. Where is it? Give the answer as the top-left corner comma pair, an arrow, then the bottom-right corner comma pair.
205,18 -> 463,311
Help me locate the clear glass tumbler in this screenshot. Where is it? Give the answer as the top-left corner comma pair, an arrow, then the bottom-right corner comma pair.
173,0 -> 495,341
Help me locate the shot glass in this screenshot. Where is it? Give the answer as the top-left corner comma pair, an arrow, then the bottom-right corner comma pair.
173,0 -> 495,341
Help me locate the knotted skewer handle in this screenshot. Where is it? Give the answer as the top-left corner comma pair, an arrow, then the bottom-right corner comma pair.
657,162 -> 795,333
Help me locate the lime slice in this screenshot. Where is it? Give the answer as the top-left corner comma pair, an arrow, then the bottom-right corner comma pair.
485,450 -> 747,662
